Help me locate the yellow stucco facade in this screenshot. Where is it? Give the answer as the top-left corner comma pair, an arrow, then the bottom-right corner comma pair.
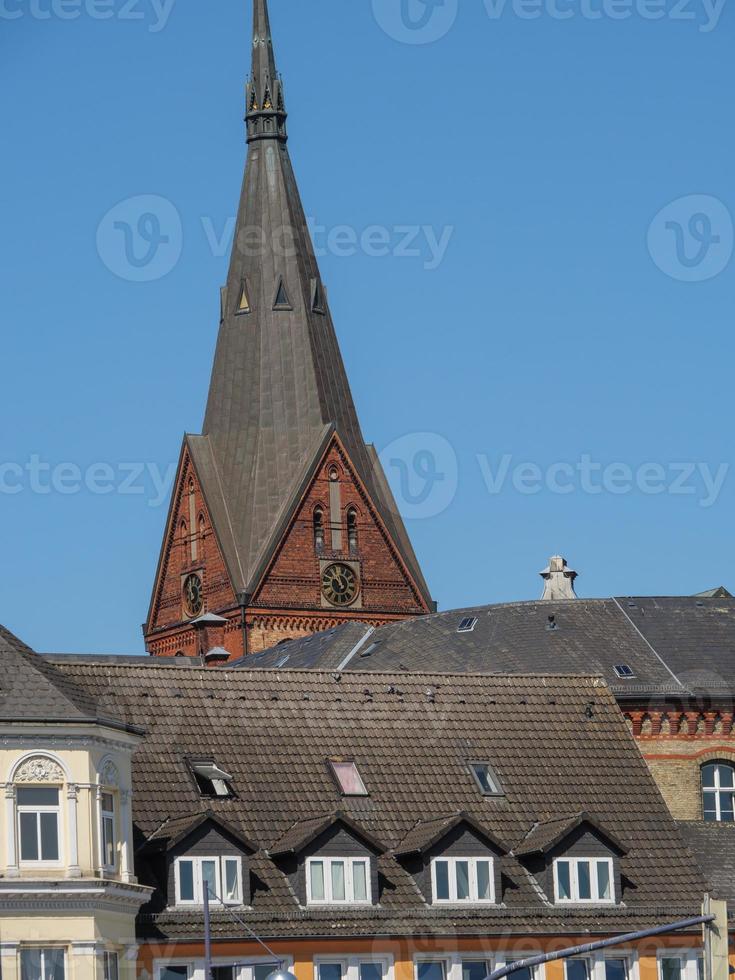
0,721 -> 152,980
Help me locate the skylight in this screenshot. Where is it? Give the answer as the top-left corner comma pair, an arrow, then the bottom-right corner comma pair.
613,664 -> 635,679
457,617 -> 478,634
468,761 -> 502,796
329,759 -> 368,796
190,760 -> 234,798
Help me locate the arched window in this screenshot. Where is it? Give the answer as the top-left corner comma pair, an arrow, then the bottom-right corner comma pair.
702,761 -> 735,821
313,507 -> 325,554
347,508 -> 358,554
13,755 -> 65,865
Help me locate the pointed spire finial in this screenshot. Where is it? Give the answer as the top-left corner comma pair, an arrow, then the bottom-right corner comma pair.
246,0 -> 287,143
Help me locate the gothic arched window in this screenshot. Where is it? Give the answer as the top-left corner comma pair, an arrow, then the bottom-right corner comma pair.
702,761 -> 735,821
313,507 -> 325,554
347,508 -> 358,554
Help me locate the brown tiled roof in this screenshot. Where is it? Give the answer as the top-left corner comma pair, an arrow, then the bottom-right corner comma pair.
49,659 -> 707,939
146,811 -> 256,852
514,812 -> 627,857
395,812 -> 507,856
270,812 -> 385,857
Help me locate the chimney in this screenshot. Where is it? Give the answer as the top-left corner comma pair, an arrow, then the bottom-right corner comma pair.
191,613 -> 230,661
540,556 -> 578,600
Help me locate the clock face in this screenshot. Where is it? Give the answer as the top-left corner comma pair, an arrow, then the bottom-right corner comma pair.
322,562 -> 359,607
183,573 -> 204,618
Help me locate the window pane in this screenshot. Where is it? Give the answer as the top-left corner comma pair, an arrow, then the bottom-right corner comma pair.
702,764 -> 716,787
17,787 -> 60,806
661,959 -> 682,980
255,966 -> 279,980
103,815 -> 116,867
697,959 -> 705,980
577,860 -> 592,900
178,860 -> 195,901
310,861 -> 325,901
45,950 -> 66,980
720,792 -> 735,821
21,949 -> 42,980
223,859 -> 240,902
417,963 -> 446,980
505,961 -> 532,980
360,964 -> 383,980
104,954 -> 120,980
717,764 -> 735,787
703,792 -> 719,820
331,860 -> 346,901
212,968 -> 234,980
202,860 -> 218,901
434,861 -> 450,900
102,792 -> 115,811
477,860 -> 492,900
318,965 -> 343,980
462,961 -> 490,980
40,812 -> 59,861
20,812 -> 39,861
456,860 -> 470,900
331,761 -> 368,795
605,961 -> 627,980
353,860 -> 368,901
161,969 -> 189,980
596,861 -> 611,900
556,861 -> 571,900
567,962 -> 589,980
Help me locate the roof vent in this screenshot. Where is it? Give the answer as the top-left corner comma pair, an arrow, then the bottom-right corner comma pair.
540,555 -> 578,600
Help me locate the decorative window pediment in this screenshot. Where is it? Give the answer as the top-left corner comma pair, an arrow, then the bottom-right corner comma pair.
15,756 -> 64,784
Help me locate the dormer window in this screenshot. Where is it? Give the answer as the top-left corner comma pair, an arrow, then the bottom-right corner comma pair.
174,855 -> 243,905
306,856 -> 371,905
430,856 -> 495,904
329,759 -> 368,796
553,856 -> 614,904
189,760 -> 234,798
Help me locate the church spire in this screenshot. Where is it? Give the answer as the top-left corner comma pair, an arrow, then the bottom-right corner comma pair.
246,0 -> 287,142
145,0 -> 432,662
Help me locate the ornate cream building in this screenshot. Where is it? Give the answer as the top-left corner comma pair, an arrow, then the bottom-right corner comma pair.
0,626 -> 151,980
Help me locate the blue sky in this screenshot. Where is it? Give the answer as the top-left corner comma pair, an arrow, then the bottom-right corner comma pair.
1,0 -> 732,654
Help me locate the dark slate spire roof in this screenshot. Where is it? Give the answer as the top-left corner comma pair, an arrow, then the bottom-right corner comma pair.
190,0 -> 429,600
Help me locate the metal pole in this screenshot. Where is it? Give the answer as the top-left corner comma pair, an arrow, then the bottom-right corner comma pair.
704,895 -> 713,980
486,914 -> 715,980
204,881 -> 213,980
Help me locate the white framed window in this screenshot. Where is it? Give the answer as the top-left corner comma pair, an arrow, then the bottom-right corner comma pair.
415,961 -> 449,980
553,857 -> 614,904
156,957 -> 290,980
702,762 -> 735,822
603,958 -> 630,980
174,856 -> 242,905
20,948 -> 66,980
306,856 -> 371,905
565,960 -> 592,980
17,786 -> 61,864
101,792 -> 117,871
415,955 -> 497,980
103,953 -> 120,980
430,856 -> 495,904
657,952 -> 703,980
497,957 -> 541,980
316,957 -> 392,980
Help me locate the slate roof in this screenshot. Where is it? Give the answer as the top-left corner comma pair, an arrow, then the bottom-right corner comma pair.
0,624 -> 129,728
678,821 -> 735,906
49,658 -> 707,940
243,596 -> 735,698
